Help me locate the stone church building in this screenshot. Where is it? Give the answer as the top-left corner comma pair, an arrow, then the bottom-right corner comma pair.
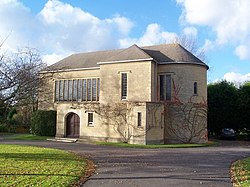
39,44 -> 209,144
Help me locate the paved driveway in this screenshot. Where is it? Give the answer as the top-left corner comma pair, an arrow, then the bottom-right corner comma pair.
1,140 -> 249,187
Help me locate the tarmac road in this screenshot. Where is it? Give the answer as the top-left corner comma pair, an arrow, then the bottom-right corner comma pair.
1,139 -> 249,187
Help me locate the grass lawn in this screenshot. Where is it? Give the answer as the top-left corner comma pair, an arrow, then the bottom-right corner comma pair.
0,144 -> 87,186
96,141 -> 215,148
231,157 -> 250,187
6,134 -> 53,140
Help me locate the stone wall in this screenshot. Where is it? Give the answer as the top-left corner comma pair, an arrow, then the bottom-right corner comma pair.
157,63 -> 208,143
38,61 -> 207,144
100,61 -> 155,103
157,63 -> 207,103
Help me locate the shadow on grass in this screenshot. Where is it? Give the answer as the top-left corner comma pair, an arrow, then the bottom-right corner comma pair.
0,152 -> 81,161
0,173 -> 78,177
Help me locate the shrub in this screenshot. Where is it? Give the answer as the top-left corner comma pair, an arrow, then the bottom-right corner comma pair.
0,123 -> 8,132
31,110 -> 56,136
7,108 -> 17,120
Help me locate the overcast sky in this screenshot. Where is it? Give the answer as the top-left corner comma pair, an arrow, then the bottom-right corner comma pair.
1,0 -> 250,84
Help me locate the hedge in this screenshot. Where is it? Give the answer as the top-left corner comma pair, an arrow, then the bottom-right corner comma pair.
0,123 -> 8,133
31,110 -> 56,136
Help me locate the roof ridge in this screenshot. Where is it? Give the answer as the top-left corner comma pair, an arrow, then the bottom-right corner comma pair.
46,43 -> 209,72
131,44 -> 153,59
141,43 -> 178,49
102,44 -> 153,63
71,43 -> 179,56
72,47 -> 123,56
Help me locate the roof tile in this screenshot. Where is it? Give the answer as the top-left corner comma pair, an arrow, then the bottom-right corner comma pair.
44,43 -> 208,72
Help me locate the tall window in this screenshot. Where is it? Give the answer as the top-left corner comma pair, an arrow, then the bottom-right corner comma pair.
88,113 -> 94,126
87,79 -> 92,101
121,73 -> 127,99
63,80 -> 68,101
72,80 -> 77,101
92,78 -> 97,101
55,78 -> 100,102
77,79 -> 82,101
194,82 -> 198,95
59,80 -> 64,101
82,79 -> 87,101
97,78 -> 100,101
137,112 -> 142,127
68,80 -> 73,101
55,81 -> 59,101
159,74 -> 171,101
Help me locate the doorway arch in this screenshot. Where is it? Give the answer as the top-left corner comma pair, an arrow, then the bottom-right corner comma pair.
66,113 -> 80,138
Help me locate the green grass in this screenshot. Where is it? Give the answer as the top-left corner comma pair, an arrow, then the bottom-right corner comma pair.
6,134 -> 53,140
0,144 -> 87,187
231,157 -> 250,187
96,141 -> 215,148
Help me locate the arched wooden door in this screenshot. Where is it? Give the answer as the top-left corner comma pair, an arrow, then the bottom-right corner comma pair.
66,113 -> 80,138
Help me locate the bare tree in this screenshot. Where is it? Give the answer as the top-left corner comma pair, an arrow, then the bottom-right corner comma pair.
164,79 -> 208,143
0,47 -> 46,111
165,101 -> 207,143
173,34 -> 206,62
82,102 -> 162,143
0,44 -> 48,130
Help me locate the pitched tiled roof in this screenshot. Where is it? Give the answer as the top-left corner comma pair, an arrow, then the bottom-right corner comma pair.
142,44 -> 203,63
99,44 -> 153,63
43,43 -> 208,72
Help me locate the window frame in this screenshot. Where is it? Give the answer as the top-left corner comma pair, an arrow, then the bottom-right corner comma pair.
137,112 -> 142,127
159,74 -> 171,101
194,82 -> 198,95
87,112 -> 94,126
54,78 -> 100,103
63,80 -> 69,101
55,80 -> 59,102
121,73 -> 128,100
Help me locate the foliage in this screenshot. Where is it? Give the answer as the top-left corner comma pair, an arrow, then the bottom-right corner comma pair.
208,81 -> 250,135
0,123 -> 8,132
7,108 -> 17,120
0,100 -> 8,123
0,144 -> 86,186
31,110 -> 56,136
0,46 -> 47,129
238,82 -> 250,131
231,157 -> 250,187
207,81 -> 239,134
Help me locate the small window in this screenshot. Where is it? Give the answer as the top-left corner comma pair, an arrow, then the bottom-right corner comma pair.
137,112 -> 142,127
121,73 -> 127,100
88,113 -> 94,126
194,82 -> 198,95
